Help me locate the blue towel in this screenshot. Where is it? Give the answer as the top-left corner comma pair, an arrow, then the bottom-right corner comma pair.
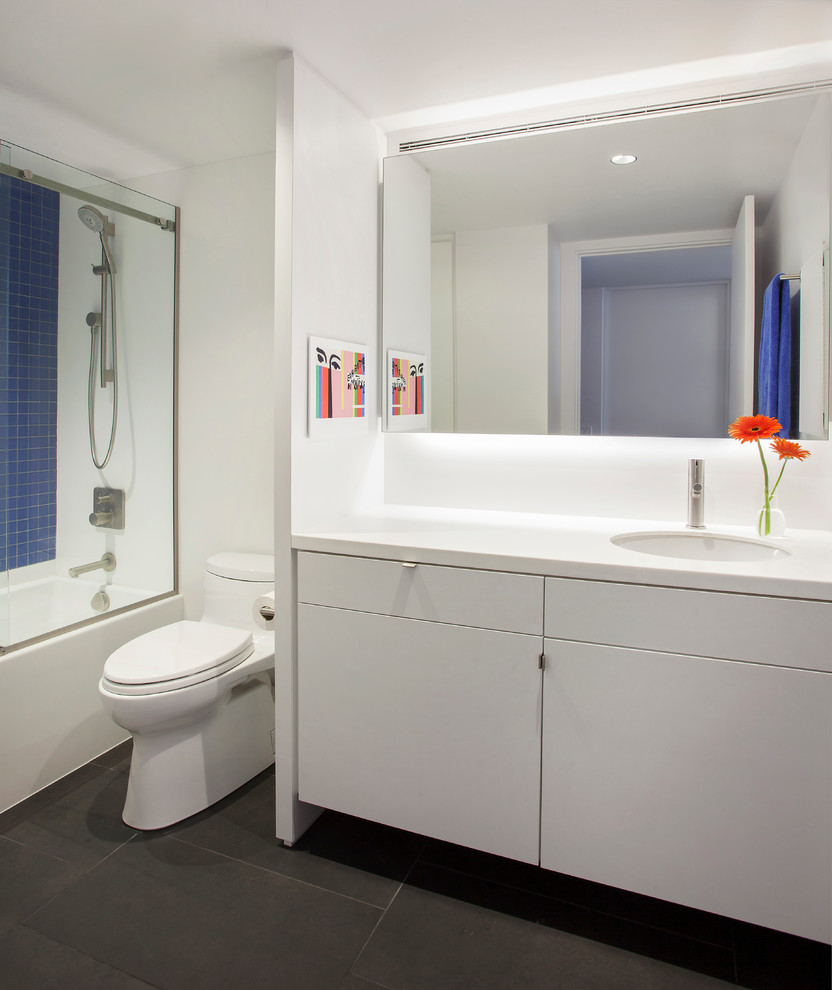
758,274 -> 791,435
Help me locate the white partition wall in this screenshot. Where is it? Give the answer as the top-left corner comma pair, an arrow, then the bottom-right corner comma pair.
275,54 -> 384,843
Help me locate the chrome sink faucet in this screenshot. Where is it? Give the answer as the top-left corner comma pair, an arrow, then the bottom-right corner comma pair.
687,458 -> 705,528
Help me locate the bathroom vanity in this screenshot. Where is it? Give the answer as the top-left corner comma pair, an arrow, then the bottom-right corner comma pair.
293,514 -> 832,945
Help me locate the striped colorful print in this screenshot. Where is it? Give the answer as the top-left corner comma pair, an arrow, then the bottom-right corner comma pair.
315,347 -> 366,419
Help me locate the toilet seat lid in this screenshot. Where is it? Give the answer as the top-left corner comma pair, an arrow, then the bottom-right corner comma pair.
103,620 -> 253,687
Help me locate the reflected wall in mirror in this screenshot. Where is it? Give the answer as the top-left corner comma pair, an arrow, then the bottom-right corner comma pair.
382,88 -> 832,438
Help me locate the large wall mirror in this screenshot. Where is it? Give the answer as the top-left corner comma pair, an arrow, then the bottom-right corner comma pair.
382,88 -> 831,439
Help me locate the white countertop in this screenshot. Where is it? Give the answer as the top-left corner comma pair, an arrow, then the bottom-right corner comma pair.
293,505 -> 832,601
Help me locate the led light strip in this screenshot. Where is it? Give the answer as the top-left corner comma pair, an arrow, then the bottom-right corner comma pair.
398,78 -> 832,153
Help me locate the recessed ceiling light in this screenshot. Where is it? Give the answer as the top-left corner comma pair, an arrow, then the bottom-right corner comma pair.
610,154 -> 638,165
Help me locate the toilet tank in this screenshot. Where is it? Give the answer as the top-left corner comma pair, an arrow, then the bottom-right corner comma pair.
201,552 -> 274,631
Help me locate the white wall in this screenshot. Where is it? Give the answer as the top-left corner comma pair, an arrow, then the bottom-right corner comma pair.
287,59 -> 384,533
275,54 -> 383,843
129,150 -> 277,617
384,430 -> 832,530
759,94 -> 831,439
0,81 -> 181,181
454,225 -> 549,434
760,95 -> 831,279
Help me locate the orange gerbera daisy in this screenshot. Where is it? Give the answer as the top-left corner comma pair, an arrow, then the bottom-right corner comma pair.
770,439 -> 811,461
728,415 -> 782,443
729,414 -> 811,535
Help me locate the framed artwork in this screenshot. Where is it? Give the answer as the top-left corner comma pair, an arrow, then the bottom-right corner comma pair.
308,336 -> 370,439
386,350 -> 427,431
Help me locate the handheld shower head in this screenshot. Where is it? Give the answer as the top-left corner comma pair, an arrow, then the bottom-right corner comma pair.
78,205 -> 114,235
78,205 -> 116,274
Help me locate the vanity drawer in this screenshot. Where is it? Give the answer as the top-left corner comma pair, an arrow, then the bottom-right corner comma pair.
544,577 -> 832,671
298,552 -> 543,634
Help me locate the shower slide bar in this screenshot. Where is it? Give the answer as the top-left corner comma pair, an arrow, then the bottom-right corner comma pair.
68,553 -> 117,578
0,162 -> 175,231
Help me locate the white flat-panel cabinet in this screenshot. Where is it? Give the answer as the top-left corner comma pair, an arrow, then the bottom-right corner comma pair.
295,553 -> 831,943
298,603 -> 543,863
540,639 -> 832,943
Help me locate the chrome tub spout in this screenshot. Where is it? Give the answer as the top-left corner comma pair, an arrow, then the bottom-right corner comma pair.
68,552 -> 116,578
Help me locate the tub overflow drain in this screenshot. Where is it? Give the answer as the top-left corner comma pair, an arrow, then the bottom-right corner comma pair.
91,591 -> 111,613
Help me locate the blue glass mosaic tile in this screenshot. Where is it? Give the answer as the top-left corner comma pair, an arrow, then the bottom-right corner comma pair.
0,174 -> 58,571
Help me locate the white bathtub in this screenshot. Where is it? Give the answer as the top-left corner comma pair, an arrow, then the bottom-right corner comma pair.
1,575 -> 155,648
0,589 -> 183,814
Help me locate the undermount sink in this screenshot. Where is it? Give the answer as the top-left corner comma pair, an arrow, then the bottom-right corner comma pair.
611,531 -> 790,562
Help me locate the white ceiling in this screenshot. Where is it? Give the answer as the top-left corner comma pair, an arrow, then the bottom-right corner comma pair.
417,94 -> 822,241
2,0 -> 832,172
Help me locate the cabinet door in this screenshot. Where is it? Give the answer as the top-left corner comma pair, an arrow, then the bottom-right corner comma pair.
298,604 -> 542,864
541,640 -> 832,943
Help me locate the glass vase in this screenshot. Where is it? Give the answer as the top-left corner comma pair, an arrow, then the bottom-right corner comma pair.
756,497 -> 786,537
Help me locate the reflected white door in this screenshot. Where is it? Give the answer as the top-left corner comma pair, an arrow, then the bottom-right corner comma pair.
600,281 -> 729,437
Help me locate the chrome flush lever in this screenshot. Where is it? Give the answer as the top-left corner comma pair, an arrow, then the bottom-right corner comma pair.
687,458 -> 705,529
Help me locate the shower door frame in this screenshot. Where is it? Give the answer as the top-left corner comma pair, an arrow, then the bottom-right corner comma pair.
0,152 -> 180,654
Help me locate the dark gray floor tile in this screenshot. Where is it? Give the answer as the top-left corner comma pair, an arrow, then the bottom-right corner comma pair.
27,832 -> 382,990
732,920 -> 831,990
91,739 -> 133,773
352,884 -> 737,990
0,925 -> 157,989
0,836 -> 84,937
339,976 -> 393,989
293,810 -> 425,884
406,861 -> 735,982
168,773 -> 421,908
420,839 -> 733,946
5,768 -> 136,869
0,761 -> 108,834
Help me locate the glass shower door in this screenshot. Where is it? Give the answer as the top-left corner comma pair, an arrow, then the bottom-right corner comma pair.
0,156 -> 9,646
0,139 -> 177,649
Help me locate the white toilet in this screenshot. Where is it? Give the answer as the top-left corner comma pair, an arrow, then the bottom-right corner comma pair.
99,552 -> 276,830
